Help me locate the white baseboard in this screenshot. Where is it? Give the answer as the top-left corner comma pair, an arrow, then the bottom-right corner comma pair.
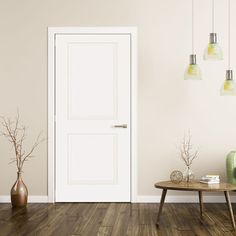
0,195 -> 48,203
135,194 -> 236,203
1,194 -> 235,203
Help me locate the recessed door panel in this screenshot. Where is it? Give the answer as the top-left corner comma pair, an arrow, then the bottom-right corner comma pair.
67,42 -> 117,120
67,134 -> 118,184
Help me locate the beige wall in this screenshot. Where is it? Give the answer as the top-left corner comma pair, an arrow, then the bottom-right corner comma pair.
0,0 -> 236,198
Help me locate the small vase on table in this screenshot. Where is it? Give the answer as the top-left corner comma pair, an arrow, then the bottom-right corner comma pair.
183,165 -> 194,182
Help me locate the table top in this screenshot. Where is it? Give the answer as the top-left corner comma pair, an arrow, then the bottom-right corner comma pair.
154,181 -> 236,192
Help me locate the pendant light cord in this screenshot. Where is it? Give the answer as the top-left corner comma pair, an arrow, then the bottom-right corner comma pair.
192,0 -> 194,54
212,0 -> 215,32
228,0 -> 231,69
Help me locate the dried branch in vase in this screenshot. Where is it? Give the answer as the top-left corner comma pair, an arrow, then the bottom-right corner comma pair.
179,131 -> 199,167
179,131 -> 199,182
0,112 -> 44,173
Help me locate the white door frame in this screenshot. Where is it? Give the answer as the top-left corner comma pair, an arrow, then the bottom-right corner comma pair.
48,27 -> 137,203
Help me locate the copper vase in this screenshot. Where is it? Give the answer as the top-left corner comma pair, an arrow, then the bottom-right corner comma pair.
11,172 -> 28,208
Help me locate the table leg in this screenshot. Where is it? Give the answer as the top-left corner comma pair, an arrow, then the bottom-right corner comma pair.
156,189 -> 167,226
224,191 -> 236,229
198,191 -> 204,217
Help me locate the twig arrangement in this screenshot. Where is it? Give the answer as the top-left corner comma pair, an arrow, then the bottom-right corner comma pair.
0,112 -> 44,173
180,130 -> 199,167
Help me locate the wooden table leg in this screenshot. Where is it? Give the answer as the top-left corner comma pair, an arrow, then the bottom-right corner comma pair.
198,191 -> 204,217
156,189 -> 167,226
224,191 -> 236,229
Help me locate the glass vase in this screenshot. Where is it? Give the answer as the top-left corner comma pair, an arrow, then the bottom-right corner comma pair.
183,166 -> 194,182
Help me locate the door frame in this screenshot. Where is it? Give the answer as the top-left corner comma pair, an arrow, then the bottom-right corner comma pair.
48,27 -> 137,203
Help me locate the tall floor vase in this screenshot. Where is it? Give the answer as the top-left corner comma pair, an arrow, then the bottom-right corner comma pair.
11,172 -> 28,207
226,151 -> 236,184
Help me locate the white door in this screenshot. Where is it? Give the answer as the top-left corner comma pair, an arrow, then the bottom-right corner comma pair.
55,33 -> 131,202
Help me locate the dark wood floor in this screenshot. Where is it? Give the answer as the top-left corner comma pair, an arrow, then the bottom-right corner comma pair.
1,203 -> 236,236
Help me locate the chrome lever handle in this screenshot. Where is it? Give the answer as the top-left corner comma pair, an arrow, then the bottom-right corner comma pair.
112,124 -> 127,128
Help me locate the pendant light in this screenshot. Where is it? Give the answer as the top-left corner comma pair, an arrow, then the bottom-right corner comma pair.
203,0 -> 223,60
184,0 -> 202,80
221,0 -> 236,95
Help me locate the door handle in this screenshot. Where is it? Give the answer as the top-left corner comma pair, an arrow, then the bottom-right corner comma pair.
112,124 -> 127,128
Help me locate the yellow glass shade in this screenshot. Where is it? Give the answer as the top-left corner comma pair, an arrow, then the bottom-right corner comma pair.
220,80 -> 236,96
184,64 -> 202,80
203,43 -> 223,60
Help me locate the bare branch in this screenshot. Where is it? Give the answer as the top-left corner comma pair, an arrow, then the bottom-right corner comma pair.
0,113 -> 44,172
13,111 -> 19,138
20,131 -> 45,169
8,160 -> 17,164
179,131 -> 199,167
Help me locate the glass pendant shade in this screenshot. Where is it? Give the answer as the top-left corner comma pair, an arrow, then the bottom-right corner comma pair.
203,33 -> 223,60
220,70 -> 236,96
184,54 -> 202,80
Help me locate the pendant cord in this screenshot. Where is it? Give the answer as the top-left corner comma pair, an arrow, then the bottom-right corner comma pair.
228,0 -> 231,69
192,0 -> 194,54
212,0 -> 215,32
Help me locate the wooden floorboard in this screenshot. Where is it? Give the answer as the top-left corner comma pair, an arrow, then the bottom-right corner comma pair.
0,203 -> 236,235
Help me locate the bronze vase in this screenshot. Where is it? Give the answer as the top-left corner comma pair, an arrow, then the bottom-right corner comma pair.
11,172 -> 28,208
